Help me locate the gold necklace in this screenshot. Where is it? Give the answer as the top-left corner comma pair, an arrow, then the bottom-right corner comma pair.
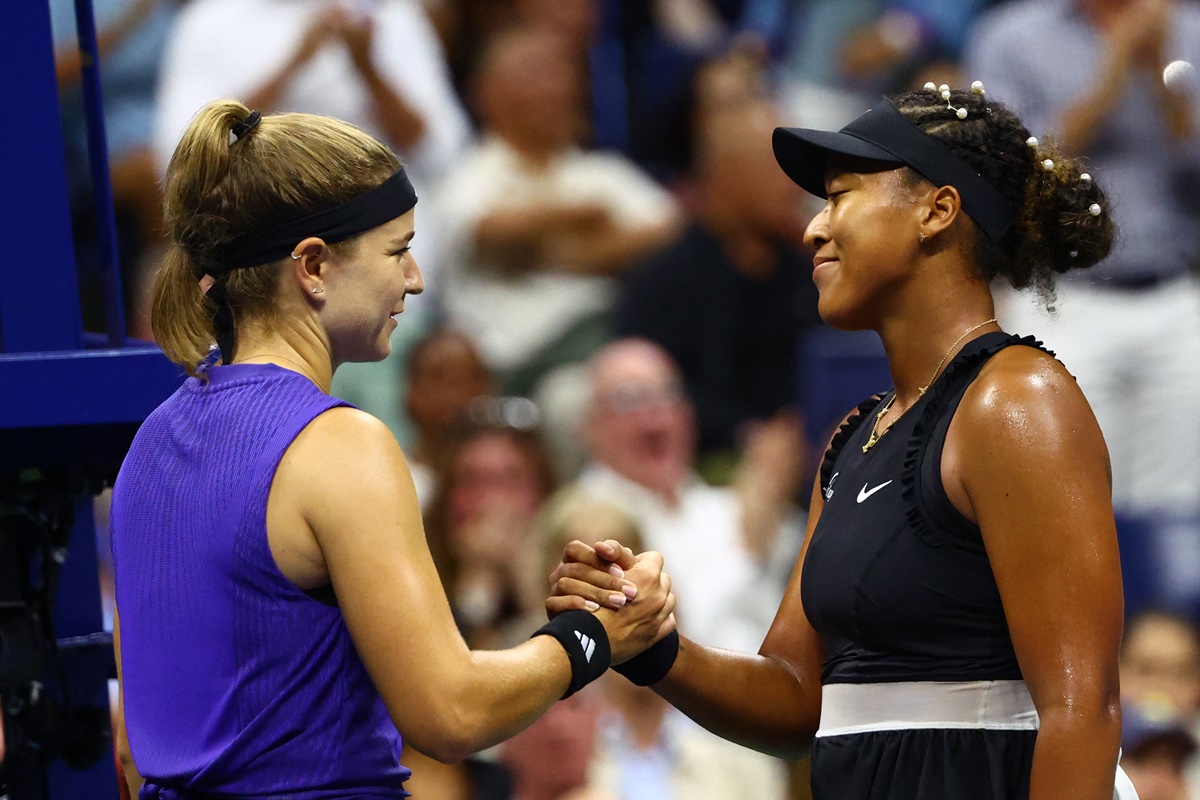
861,318 -> 998,453
235,353 -> 323,387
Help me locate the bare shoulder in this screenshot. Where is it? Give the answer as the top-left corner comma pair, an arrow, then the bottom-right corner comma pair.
952,342 -> 1108,478
281,406 -> 412,502
291,406 -> 405,466
958,344 -> 1094,434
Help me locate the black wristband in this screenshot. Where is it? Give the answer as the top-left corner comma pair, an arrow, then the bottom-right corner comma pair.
612,630 -> 679,686
532,610 -> 611,698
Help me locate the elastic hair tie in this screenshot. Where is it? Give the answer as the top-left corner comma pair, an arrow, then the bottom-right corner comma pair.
232,110 -> 262,141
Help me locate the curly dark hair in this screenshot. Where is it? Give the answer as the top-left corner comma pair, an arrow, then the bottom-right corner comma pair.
891,88 -> 1117,301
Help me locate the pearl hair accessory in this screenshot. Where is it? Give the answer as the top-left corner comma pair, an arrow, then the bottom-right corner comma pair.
1026,136 -> 1039,147
1070,250 -> 1079,258
929,82 -> 969,119
1042,159 -> 1055,171
1089,204 -> 1102,216
1080,173 -> 1092,182
971,80 -> 985,94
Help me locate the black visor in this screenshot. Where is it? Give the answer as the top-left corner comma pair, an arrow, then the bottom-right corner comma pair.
773,100 -> 1014,242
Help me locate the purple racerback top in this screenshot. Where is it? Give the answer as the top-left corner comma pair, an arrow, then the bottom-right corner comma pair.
111,363 -> 410,799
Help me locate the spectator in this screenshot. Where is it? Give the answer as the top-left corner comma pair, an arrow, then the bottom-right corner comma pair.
433,24 -> 681,400
423,416 -> 558,649
153,0 -> 470,186
1120,700 -> 1198,800
967,0 -> 1200,613
575,338 -> 802,654
1120,610 -> 1200,797
501,688 -> 608,800
1122,611 -> 1200,719
404,328 -> 496,508
614,95 -> 821,460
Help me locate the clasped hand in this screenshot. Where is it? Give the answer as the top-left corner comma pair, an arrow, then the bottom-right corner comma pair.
546,540 -> 676,665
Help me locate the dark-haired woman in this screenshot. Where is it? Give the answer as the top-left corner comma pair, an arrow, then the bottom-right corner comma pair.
549,85 -> 1135,799
109,101 -> 676,799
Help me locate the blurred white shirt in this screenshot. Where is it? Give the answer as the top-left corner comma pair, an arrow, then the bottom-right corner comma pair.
433,136 -> 679,372
153,0 -> 470,187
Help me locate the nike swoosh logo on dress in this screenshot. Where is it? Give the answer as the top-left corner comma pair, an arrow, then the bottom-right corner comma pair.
857,481 -> 894,503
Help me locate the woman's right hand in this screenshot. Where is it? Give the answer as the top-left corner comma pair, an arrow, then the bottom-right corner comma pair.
594,550 -> 676,665
546,540 -> 676,664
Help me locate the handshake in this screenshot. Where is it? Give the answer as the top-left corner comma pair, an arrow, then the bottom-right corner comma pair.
534,540 -> 679,697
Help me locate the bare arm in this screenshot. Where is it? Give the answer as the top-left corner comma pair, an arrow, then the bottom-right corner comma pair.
341,17 -> 427,150
648,473 -> 826,758
475,204 -> 680,276
950,348 -> 1123,800
243,6 -> 344,112
112,609 -> 144,796
283,408 -> 672,763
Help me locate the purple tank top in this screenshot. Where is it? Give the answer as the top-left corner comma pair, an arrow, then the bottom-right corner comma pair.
111,363 -> 410,798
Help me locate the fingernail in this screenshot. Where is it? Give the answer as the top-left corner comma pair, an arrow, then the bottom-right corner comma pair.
584,600 -> 599,612
622,583 -> 638,599
608,564 -> 625,579
609,594 -> 627,608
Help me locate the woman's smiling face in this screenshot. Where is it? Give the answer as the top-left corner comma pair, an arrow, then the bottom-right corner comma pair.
803,157 -> 922,330
321,209 -> 424,364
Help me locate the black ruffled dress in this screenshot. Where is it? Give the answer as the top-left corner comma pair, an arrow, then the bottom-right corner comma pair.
801,332 -> 1051,800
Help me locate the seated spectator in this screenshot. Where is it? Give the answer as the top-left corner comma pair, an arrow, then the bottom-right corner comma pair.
1122,610 -> 1200,719
433,24 -> 681,399
154,0 -> 470,187
423,414 -> 558,649
501,688 -> 608,800
613,95 -> 821,462
1120,700 -> 1197,800
1120,610 -> 1200,797
404,328 -> 496,508
574,338 -> 802,653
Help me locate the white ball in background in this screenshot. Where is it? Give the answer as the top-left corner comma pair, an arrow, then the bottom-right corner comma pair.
1163,60 -> 1197,93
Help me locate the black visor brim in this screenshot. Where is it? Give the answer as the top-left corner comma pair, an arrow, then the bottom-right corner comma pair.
772,127 -> 904,199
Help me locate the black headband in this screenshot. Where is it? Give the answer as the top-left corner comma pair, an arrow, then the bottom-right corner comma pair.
772,100 -> 1015,242
202,167 -> 416,362
215,168 -> 418,270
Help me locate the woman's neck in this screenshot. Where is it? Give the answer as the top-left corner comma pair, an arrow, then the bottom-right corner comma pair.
876,281 -> 999,407
231,327 -> 333,394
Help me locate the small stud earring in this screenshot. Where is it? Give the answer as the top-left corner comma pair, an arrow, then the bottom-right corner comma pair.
312,287 -> 324,294
918,232 -> 928,243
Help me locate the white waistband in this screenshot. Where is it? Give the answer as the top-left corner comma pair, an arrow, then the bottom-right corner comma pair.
816,680 -> 1040,738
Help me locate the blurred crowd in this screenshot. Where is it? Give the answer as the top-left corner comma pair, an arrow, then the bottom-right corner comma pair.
48,0 -> 1200,797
